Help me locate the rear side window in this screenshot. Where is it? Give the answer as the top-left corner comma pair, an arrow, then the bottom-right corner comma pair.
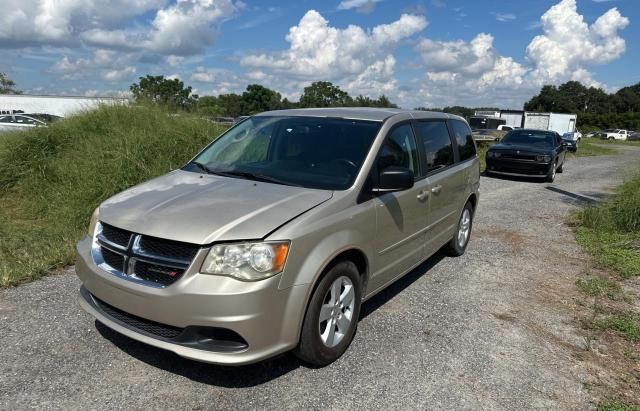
414,121 -> 454,173
450,120 -> 476,161
378,124 -> 419,174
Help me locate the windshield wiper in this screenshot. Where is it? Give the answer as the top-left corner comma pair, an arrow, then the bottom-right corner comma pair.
209,169 -> 302,187
190,161 -> 216,174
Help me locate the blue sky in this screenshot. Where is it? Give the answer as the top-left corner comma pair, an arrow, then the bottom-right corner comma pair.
1,0 -> 637,108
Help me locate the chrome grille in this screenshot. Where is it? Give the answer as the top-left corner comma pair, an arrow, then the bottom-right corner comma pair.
92,222 -> 200,288
100,223 -> 132,248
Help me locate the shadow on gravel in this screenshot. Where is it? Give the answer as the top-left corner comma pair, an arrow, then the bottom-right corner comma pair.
96,251 -> 447,387
545,186 -> 610,206
360,251 -> 445,320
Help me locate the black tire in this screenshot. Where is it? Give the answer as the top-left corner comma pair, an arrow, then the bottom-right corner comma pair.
445,201 -> 474,257
546,160 -> 557,182
294,260 -> 362,366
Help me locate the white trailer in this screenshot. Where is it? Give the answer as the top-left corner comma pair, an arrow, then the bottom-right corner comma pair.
523,112 -> 577,134
499,110 -> 524,128
0,94 -> 128,117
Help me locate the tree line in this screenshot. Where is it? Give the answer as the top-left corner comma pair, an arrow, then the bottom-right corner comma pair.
421,81 -> 640,131
3,71 -> 639,130
129,75 -> 397,117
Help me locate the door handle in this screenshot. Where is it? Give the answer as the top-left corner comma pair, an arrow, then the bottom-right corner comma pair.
431,185 -> 442,194
416,191 -> 428,201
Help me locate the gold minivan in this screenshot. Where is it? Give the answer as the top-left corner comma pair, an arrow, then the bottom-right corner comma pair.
76,108 -> 480,366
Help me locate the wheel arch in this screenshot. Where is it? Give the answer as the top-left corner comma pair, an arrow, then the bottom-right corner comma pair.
292,246 -> 370,345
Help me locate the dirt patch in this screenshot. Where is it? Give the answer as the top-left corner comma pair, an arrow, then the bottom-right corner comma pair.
475,226 -> 529,252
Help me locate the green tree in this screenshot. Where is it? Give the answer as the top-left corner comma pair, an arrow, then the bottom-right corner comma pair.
372,95 -> 398,108
614,83 -> 640,113
299,81 -> 352,107
217,93 -> 245,117
130,75 -> 196,109
242,84 -> 282,114
196,95 -> 225,117
0,72 -> 21,94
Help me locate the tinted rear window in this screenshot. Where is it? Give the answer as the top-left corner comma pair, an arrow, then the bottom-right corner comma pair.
450,120 -> 476,161
414,121 -> 454,173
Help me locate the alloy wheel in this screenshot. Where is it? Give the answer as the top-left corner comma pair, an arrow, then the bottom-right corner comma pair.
318,276 -> 355,348
457,208 -> 471,248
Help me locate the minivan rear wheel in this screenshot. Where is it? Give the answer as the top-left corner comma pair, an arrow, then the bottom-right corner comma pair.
445,201 -> 474,257
294,260 -> 362,366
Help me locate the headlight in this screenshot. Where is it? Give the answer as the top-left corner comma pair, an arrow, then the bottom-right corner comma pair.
201,241 -> 290,281
536,154 -> 544,161
487,151 -> 494,158
88,207 -> 100,237
544,155 -> 552,162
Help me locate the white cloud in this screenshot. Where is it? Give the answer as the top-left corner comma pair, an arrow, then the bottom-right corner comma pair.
495,13 -> 516,22
145,0 -> 239,55
52,49 -> 138,82
240,10 -> 426,98
411,33 -> 528,107
337,0 -> 383,14
526,0 -> 628,86
0,0 -> 166,47
0,0 -> 240,57
407,0 -> 629,108
190,66 -> 246,94
104,66 -> 137,81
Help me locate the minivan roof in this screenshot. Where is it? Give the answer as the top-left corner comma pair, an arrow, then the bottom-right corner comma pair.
254,107 -> 465,122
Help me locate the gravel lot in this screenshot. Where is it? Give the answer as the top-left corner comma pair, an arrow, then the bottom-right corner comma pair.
1,144 -> 639,410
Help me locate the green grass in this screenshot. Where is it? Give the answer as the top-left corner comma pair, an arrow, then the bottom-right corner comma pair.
596,139 -> 640,146
476,142 -> 494,171
576,277 -> 622,299
595,312 -> 640,342
574,172 -> 640,279
598,399 -> 640,411
571,140 -> 619,157
0,105 -> 226,287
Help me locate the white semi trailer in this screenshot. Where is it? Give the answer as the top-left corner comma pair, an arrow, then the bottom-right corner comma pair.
499,110 -> 525,129
0,94 -> 128,117
523,112 -> 577,134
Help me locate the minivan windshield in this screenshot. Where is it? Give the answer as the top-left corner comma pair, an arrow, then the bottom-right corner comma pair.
501,130 -> 555,148
185,116 -> 381,190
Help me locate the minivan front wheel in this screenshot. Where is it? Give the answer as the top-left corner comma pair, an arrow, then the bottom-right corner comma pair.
295,260 -> 362,366
446,202 -> 474,257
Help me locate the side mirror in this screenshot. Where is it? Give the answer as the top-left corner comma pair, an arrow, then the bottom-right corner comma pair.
373,166 -> 414,192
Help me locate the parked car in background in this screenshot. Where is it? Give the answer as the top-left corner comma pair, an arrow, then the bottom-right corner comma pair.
0,113 -> 61,133
75,108 -> 480,367
627,131 -> 640,141
486,129 -> 567,182
584,131 -> 599,138
600,129 -> 629,140
561,134 -> 578,153
212,116 -> 235,125
562,130 -> 582,141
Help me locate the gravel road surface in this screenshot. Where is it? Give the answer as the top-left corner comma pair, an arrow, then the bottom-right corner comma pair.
2,145 -> 639,410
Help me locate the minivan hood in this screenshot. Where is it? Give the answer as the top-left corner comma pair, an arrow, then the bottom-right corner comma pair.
99,170 -> 333,244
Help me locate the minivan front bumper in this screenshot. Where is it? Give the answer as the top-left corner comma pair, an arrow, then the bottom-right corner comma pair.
75,237 -> 308,365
